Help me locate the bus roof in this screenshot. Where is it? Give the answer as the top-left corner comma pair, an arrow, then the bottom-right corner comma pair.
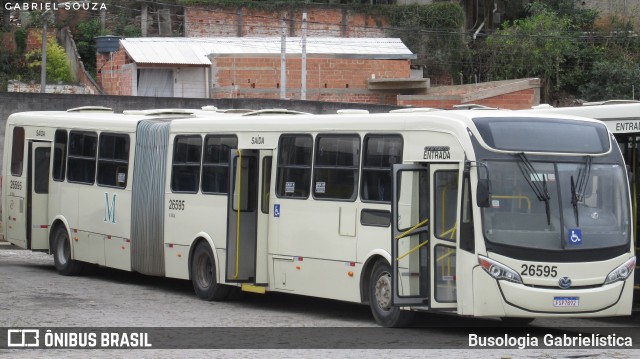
7,108 -> 608,143
524,101 -> 640,135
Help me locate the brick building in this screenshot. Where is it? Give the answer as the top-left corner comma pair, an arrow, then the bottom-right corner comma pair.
96,37 -> 417,104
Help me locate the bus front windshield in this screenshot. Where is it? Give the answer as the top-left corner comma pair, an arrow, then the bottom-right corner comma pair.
481,159 -> 630,251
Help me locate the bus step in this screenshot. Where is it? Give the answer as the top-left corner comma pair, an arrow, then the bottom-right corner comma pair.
241,284 -> 266,294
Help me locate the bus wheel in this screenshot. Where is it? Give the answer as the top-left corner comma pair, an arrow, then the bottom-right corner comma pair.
369,261 -> 414,327
52,226 -> 83,276
191,241 -> 230,301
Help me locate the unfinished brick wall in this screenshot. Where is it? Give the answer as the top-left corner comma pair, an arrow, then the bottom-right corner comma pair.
211,56 -> 409,103
96,49 -> 134,96
397,88 -> 538,110
25,28 -> 57,52
0,32 -> 17,52
185,7 -> 386,38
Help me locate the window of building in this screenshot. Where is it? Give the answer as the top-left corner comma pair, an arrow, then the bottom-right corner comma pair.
361,135 -> 403,202
201,135 -> 237,194
276,134 -> 312,198
67,131 -> 98,184
10,127 -> 25,176
97,133 -> 130,189
52,129 -> 67,181
171,135 -> 202,193
313,134 -> 360,201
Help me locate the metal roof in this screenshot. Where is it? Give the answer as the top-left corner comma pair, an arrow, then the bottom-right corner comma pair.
120,37 -> 416,65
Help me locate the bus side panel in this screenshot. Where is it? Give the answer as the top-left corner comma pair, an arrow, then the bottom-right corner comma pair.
102,191 -> 132,272
163,193 -> 228,280
272,199 -> 360,302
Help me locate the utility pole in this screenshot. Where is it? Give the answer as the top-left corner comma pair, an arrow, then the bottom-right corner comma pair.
280,15 -> 287,99
40,11 -> 49,93
301,12 -> 307,100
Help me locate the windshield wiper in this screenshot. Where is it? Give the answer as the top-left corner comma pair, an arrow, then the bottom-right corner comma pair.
516,153 -> 551,225
570,156 -> 592,226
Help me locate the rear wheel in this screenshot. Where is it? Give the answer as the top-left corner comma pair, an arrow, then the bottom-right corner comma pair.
191,241 -> 231,301
369,260 -> 414,327
51,226 -> 83,276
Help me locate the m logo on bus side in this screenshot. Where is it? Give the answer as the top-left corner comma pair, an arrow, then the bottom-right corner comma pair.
104,193 -> 117,224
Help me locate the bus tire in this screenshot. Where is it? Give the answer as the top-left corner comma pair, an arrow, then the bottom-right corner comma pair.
369,260 -> 414,327
191,241 -> 230,301
51,226 -> 83,276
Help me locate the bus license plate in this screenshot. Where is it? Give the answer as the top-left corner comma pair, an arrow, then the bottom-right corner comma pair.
553,296 -> 579,307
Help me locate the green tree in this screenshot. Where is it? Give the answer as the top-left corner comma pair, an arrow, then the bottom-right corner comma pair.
578,60 -> 640,101
25,33 -> 73,83
75,19 -> 102,77
386,3 -> 468,83
482,3 -> 577,101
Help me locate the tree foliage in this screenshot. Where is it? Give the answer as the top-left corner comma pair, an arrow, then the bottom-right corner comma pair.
578,60 -> 640,101
25,34 -> 73,83
385,3 -> 468,82
482,3 -> 577,101
75,19 -> 102,77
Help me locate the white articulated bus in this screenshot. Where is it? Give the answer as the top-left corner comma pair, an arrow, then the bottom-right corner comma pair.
2,107 -> 635,327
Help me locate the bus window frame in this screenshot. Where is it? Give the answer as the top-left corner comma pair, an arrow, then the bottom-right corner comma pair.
312,133 -> 361,202
360,134 -> 403,204
275,133 -> 313,200
10,126 -> 25,177
170,134 -> 203,194
66,130 -> 98,185
97,132 -> 131,189
201,134 -> 238,195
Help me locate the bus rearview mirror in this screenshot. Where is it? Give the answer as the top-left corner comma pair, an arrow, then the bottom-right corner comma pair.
476,179 -> 491,208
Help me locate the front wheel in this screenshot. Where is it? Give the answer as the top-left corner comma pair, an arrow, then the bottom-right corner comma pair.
190,241 -> 231,301
369,260 -> 414,327
51,226 -> 83,276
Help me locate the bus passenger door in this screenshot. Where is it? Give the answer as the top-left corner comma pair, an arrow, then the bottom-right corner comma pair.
27,141 -> 51,250
391,164 -> 430,306
225,149 -> 271,286
391,163 -> 459,311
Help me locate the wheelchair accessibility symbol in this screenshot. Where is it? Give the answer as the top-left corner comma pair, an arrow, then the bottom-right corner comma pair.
568,229 -> 582,245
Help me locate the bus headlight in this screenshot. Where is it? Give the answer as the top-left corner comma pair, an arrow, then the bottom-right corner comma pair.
478,256 -> 522,284
604,257 -> 636,285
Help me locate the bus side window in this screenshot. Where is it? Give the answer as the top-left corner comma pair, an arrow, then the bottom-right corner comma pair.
201,135 -> 237,195
67,131 -> 98,185
52,129 -> 68,181
171,135 -> 202,193
97,133 -> 130,189
276,134 -> 312,199
10,126 -> 25,176
361,134 -> 403,202
313,134 -> 360,201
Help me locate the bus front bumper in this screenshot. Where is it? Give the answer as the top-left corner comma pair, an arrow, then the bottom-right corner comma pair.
472,266 -> 634,317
